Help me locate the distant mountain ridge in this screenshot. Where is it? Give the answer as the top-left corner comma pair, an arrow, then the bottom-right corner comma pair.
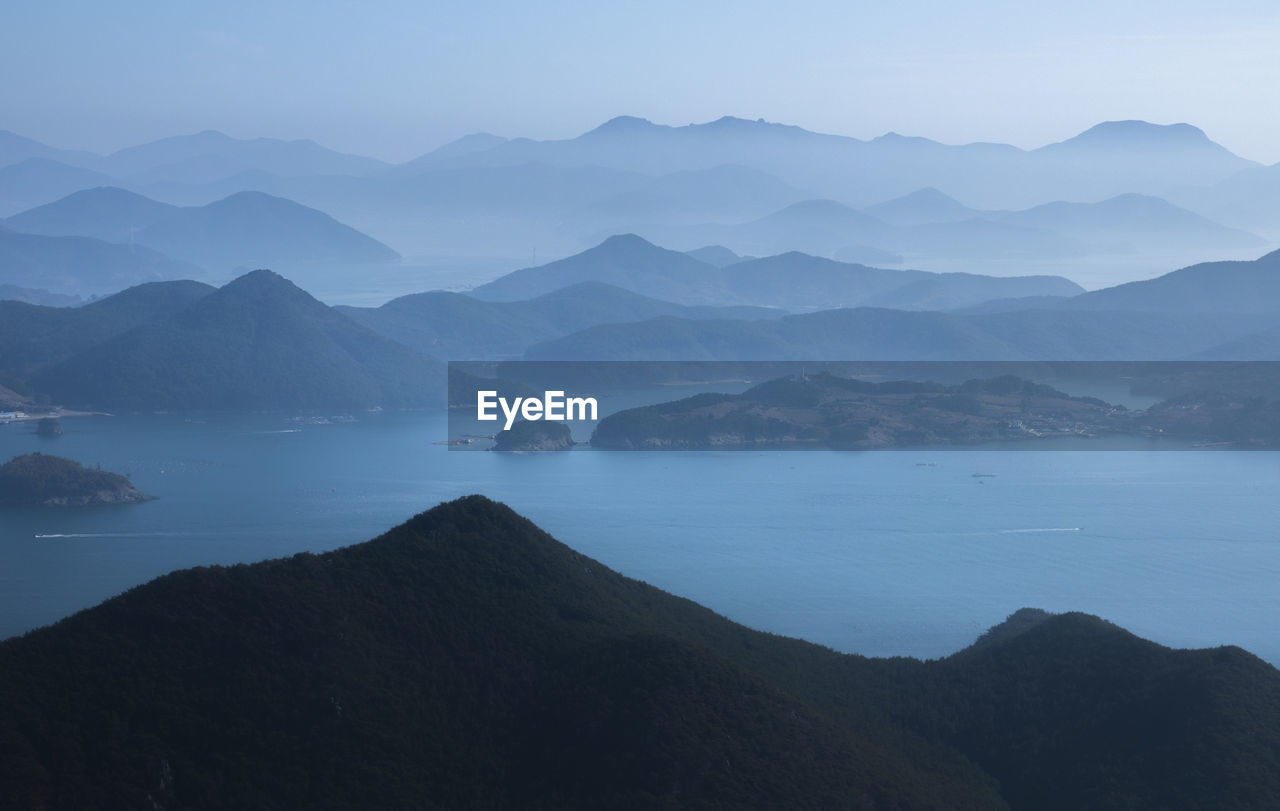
28,270 -> 439,411
0,158 -> 117,217
643,191 -> 1263,263
471,233 -> 1082,310
1064,248 -> 1280,313
1,120 -> 1267,273
0,279 -> 214,384
5,187 -> 399,274
0,224 -> 204,296
338,280 -> 781,360
398,115 -> 1259,210
524,303 -> 1272,362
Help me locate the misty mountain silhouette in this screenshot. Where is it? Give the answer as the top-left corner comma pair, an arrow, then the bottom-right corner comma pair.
0,225 -> 203,295
473,234 -> 1080,309
864,186 -> 982,226
995,193 -> 1264,252
684,244 -> 748,266
398,116 -> 1257,209
97,129 -> 390,183
339,281 -> 780,360
1037,120 -> 1232,153
33,269 -> 439,411
0,130 -> 100,172
6,186 -> 179,243
1065,248 -> 1280,313
137,190 -> 400,268
471,234 -> 723,303
586,163 -> 809,223
2,120 -> 1266,271
6,187 -> 400,271
524,304 -> 1265,362
0,158 -> 116,217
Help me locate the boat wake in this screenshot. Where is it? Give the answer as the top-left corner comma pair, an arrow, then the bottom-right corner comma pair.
34,532 -> 202,539
997,527 -> 1082,534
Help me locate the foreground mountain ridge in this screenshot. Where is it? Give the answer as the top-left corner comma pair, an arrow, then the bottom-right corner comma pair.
2,496 -> 1278,809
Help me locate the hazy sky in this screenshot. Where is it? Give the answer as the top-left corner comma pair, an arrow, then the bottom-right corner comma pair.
7,0 -> 1280,163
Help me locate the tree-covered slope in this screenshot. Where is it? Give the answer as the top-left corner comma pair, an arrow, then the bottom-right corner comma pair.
3,497 -> 1279,808
34,270 -> 440,411
0,279 -> 214,387
0,496 -> 1003,810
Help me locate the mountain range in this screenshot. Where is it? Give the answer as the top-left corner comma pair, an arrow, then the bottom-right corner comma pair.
0,279 -> 214,385
2,496 -> 1278,808
640,190 -> 1262,264
0,271 -> 440,411
524,306 -> 1277,362
2,118 -> 1274,285
9,238 -> 1280,414
5,187 -> 399,278
337,280 -> 781,360
0,223 -> 203,296
404,116 -> 1259,210
470,233 -> 1083,309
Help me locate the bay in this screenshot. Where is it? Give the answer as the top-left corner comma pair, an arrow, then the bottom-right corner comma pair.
2,414 -> 1278,664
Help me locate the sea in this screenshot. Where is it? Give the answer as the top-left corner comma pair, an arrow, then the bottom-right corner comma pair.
2,412 -> 1278,665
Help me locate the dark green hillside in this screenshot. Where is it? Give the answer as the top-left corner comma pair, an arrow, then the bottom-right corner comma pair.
879,608 -> 1280,811
590,373 -> 1126,449
3,497 -> 1280,808
0,279 -> 213,386
0,496 -> 1003,810
34,270 -> 440,411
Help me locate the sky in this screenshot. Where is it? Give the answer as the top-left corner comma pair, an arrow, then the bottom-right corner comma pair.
6,0 -> 1280,163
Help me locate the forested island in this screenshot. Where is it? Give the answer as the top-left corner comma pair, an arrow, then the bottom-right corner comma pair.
0,453 -> 153,506
592,374 -> 1128,449
591,373 -> 1280,449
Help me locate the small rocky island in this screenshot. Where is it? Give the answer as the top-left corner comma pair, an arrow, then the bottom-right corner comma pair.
0,453 -> 154,506
492,420 -> 575,451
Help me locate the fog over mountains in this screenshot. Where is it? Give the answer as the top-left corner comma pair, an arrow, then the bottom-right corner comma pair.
2,115 -> 1276,297
5,113 -> 1280,400
5,239 -> 1280,416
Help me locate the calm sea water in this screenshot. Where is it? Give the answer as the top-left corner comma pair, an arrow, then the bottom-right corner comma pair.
2,413 -> 1278,664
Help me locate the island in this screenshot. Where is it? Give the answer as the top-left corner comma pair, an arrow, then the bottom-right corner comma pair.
492,420 -> 575,451
591,373 -> 1133,450
0,453 -> 154,506
590,372 -> 1280,450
